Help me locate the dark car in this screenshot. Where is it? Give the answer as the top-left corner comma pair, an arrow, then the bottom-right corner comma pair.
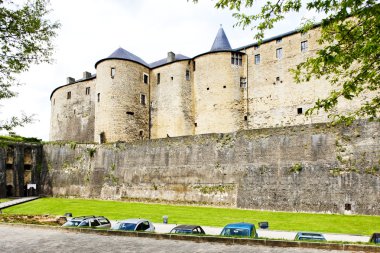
369,233 -> 380,244
295,232 -> 326,241
220,222 -> 258,238
62,216 -> 111,228
170,225 -> 206,235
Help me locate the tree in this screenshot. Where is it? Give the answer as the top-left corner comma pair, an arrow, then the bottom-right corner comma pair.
192,0 -> 379,124
0,0 -> 60,131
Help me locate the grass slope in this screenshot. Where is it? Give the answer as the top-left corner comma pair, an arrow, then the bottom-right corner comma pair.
3,198 -> 380,235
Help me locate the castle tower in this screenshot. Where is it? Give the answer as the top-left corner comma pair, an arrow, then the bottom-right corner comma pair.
94,48 -> 150,143
193,26 -> 247,134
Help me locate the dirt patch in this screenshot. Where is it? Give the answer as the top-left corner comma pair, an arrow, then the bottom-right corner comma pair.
0,214 -> 64,226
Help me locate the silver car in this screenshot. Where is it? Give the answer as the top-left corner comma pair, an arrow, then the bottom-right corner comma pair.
112,218 -> 155,232
62,216 -> 111,229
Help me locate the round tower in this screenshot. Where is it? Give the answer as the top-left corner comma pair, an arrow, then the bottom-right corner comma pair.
94,48 -> 150,143
193,26 -> 246,135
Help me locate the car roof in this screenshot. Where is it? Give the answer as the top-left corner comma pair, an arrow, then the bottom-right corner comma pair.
172,225 -> 201,230
371,233 -> 380,237
223,223 -> 255,229
118,218 -> 150,224
297,232 -> 324,236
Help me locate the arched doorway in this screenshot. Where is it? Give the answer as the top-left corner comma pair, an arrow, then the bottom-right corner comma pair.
6,185 -> 13,197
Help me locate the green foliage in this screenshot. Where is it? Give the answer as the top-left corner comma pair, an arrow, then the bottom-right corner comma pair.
193,184 -> 235,194
86,147 -> 97,158
0,0 -> 60,130
0,134 -> 41,143
192,0 -> 379,124
4,197 -> 380,235
289,163 -> 303,173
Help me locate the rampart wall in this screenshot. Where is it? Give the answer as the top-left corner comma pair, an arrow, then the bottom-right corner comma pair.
41,121 -> 380,215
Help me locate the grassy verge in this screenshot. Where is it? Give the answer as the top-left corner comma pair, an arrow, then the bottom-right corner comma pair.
2,197 -> 380,235
0,199 -> 11,203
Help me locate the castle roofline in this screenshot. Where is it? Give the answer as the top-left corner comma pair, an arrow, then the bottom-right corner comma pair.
95,47 -> 150,68
50,74 -> 96,100
150,54 -> 190,68
210,26 -> 232,51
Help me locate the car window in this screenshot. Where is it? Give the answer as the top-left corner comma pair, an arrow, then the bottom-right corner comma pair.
221,228 -> 249,237
90,219 -> 100,227
98,218 -> 110,225
62,220 -> 81,227
78,220 -> 90,227
119,223 -> 137,231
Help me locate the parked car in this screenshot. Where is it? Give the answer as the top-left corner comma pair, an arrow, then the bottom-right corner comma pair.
294,232 -> 326,241
170,225 -> 205,235
369,233 -> 380,244
62,216 -> 111,229
220,222 -> 258,238
112,218 -> 155,232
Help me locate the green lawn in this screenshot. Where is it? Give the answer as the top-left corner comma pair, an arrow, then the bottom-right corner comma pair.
2,197 -> 380,235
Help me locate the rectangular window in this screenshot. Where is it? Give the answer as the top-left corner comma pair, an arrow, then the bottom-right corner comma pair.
157,73 -> 160,84
111,67 -> 115,78
186,70 -> 190,81
97,93 -> 100,102
240,77 -> 247,88
276,38 -> 282,43
276,48 -> 283,59
193,61 -> 196,71
85,87 -> 90,95
301,41 -> 308,52
143,73 -> 149,84
231,53 -> 242,66
67,91 -> 71,99
140,94 -> 146,105
254,54 -> 260,65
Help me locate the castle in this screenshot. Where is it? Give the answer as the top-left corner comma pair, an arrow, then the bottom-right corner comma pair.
50,25 -> 354,143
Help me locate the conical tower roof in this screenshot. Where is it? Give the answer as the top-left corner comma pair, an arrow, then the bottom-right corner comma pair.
210,26 -> 232,51
95,47 -> 149,68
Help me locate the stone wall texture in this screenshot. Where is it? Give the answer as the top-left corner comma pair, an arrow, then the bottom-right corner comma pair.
41,121 -> 380,215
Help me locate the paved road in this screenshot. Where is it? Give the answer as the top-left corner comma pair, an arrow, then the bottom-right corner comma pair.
0,225 -> 359,253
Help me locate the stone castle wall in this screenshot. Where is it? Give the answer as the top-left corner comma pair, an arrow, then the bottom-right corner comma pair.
50,78 -> 96,142
41,121 -> 380,215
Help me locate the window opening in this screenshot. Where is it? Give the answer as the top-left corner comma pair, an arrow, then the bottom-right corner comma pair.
143,73 -> 149,84
301,41 -> 308,52
206,87 -> 209,90
85,87 -> 90,95
276,38 -> 282,43
244,116 -> 248,121
97,93 -> 100,102
276,48 -> 283,59
157,73 -> 160,84
111,67 -> 115,78
240,77 -> 247,88
297,108 -> 303,114
126,111 -> 134,115
100,132 -> 106,144
194,123 -> 197,127
231,53 -> 242,66
67,91 -> 71,99
254,45 -> 259,50
254,54 -> 260,65
140,94 -> 146,105
345,203 -> 351,211
223,85 -> 226,88
193,61 -> 196,71
186,70 -> 190,81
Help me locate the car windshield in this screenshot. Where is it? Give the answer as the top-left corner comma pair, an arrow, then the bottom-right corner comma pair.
172,229 -> 192,234
119,223 -> 137,231
62,220 -> 82,227
221,228 -> 250,237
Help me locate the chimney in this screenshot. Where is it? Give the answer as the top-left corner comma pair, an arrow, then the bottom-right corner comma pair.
83,71 -> 92,79
167,52 -> 175,63
67,77 -> 75,84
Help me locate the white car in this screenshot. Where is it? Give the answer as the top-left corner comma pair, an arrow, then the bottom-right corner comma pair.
62,216 -> 111,229
112,218 -> 155,232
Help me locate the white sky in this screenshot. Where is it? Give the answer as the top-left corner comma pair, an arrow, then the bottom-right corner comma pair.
0,0 -> 322,140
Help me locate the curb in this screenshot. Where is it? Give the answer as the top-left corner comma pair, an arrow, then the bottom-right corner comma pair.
1,223 -> 379,252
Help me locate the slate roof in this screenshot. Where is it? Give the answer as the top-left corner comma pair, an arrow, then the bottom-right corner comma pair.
95,47 -> 149,68
210,26 -> 232,51
150,54 -> 190,68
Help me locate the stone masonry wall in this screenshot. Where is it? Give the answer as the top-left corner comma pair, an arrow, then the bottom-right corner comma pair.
42,121 -> 380,214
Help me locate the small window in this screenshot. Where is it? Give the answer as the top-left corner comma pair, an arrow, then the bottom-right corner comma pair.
223,85 -> 226,88
143,73 -> 149,84
297,108 -> 303,114
100,132 -> 106,144
97,93 -> 100,102
67,91 -> 71,99
276,38 -> 282,43
276,48 -> 283,59
185,70 -> 190,81
85,87 -> 90,95
194,122 -> 197,127
240,77 -> 247,88
254,45 -> 259,50
301,41 -> 308,52
244,115 -> 248,121
140,94 -> 146,105
193,61 -> 196,71
254,54 -> 260,65
111,67 -> 115,78
276,77 -> 280,82
126,111 -> 134,115
139,130 -> 144,136
345,203 -> 352,211
206,87 -> 209,90
231,53 -> 242,66
171,76 -> 173,80
157,73 -> 160,84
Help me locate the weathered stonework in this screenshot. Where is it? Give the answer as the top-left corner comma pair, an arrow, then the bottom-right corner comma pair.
41,121 -> 380,215
49,26 -> 374,144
